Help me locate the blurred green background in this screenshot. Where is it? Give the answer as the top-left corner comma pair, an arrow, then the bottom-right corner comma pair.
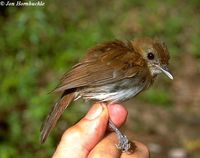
0,0 -> 200,158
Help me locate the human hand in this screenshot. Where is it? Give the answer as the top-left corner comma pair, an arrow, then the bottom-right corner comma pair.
53,103 -> 149,158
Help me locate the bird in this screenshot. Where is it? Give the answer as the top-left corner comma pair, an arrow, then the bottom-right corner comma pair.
40,37 -> 173,152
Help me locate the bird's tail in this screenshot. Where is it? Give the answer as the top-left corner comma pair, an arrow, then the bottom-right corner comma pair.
40,92 -> 75,143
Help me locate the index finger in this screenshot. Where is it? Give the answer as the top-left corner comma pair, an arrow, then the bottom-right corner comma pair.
53,102 -> 128,158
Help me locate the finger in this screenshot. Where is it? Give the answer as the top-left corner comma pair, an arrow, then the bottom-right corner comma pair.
121,141 -> 149,158
53,103 -> 109,158
88,133 -> 149,158
87,133 -> 121,158
107,103 -> 128,128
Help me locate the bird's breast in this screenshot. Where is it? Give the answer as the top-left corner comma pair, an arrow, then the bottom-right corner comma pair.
78,76 -> 151,103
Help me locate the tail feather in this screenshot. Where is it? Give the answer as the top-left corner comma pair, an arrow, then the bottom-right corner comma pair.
40,92 -> 75,143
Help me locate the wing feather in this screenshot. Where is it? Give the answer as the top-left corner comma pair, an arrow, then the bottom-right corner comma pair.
54,40 -> 147,92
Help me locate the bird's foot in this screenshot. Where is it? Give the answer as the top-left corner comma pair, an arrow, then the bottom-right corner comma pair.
108,119 -> 135,152
115,134 -> 131,152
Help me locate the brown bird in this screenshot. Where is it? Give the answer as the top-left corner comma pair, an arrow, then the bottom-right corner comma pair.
41,37 -> 173,152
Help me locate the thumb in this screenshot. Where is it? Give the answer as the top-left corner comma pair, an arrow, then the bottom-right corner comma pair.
53,103 -> 109,158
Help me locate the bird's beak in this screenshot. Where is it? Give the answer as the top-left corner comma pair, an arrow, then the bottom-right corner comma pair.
155,65 -> 173,80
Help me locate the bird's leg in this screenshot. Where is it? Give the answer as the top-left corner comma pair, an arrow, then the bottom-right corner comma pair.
108,119 -> 133,152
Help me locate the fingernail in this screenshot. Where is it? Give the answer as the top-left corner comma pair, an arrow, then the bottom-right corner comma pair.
85,103 -> 103,120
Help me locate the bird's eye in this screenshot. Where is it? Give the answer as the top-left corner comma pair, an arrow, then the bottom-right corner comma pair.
147,52 -> 155,60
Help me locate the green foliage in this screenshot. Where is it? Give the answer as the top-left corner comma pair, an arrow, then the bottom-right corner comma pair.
0,0 -> 200,157
139,88 -> 172,107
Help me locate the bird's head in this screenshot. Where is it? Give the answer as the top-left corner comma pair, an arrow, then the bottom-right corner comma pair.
132,38 -> 173,80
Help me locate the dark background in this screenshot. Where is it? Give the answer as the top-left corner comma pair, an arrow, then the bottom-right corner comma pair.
0,0 -> 200,157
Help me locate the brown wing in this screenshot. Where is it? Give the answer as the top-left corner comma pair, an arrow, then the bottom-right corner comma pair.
54,40 -> 147,92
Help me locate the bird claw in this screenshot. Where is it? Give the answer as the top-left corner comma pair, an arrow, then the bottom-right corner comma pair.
115,134 -> 131,152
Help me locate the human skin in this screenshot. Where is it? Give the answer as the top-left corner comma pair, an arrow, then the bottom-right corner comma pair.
52,103 -> 149,158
